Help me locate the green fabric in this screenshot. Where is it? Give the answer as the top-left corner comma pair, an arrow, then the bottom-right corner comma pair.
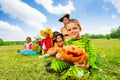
61,65 -> 90,79
50,60 -> 72,73
37,46 -> 42,54
49,37 -> 98,80
65,37 -> 98,69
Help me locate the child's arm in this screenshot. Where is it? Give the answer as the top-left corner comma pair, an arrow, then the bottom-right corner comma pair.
29,44 -> 32,50
87,40 -> 98,68
23,43 -> 26,50
47,47 -> 58,56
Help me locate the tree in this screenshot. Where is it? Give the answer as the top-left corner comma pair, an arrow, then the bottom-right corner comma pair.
0,38 -> 4,46
83,33 -> 89,38
105,34 -> 111,40
110,26 -> 120,38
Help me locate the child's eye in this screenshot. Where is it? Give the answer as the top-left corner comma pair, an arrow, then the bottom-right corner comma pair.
73,27 -> 77,30
67,29 -> 71,31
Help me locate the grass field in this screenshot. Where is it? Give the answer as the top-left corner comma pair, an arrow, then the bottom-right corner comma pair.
0,39 -> 120,80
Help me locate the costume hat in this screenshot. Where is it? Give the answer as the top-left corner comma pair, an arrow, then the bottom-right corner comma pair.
58,14 -> 70,22
40,27 -> 53,38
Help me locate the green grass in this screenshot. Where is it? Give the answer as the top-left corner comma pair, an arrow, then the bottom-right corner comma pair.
0,39 -> 120,80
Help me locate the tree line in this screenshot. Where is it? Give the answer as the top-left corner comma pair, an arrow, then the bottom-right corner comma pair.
0,26 -> 120,46
0,39 -> 25,46
84,26 -> 120,39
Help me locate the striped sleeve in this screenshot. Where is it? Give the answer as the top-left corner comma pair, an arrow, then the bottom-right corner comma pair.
86,39 -> 98,68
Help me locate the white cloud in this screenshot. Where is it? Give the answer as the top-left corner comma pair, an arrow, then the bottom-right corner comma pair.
0,21 -> 28,41
35,0 -> 75,15
0,0 -> 47,29
111,14 -> 117,19
81,26 -> 112,35
95,26 -> 111,34
106,0 -> 120,14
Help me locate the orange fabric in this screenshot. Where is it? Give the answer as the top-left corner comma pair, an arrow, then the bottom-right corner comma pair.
48,43 -> 59,50
31,45 -> 38,51
60,45 -> 88,64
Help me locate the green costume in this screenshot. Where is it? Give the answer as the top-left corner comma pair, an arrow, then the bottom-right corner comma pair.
65,37 -> 98,69
50,37 -> 98,79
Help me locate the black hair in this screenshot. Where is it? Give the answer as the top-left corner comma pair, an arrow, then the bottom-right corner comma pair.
52,31 -> 64,46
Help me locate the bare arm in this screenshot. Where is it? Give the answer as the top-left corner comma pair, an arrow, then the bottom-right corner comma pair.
47,47 -> 58,56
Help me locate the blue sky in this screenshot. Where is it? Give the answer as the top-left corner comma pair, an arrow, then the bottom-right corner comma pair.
0,0 -> 120,41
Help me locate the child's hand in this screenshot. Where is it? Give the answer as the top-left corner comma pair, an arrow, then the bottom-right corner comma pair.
56,54 -> 61,59
59,42 -> 64,47
74,62 -> 89,69
56,54 -> 64,60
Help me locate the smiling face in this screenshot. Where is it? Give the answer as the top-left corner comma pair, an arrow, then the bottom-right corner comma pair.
26,37 -> 31,43
56,35 -> 63,43
44,32 -> 49,38
66,19 -> 82,40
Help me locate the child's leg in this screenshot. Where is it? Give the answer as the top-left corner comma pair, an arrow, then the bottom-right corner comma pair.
42,49 -> 45,55
50,59 -> 72,72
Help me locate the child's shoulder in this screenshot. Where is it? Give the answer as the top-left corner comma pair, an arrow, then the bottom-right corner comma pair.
65,36 -> 91,45
24,42 -> 32,44
81,36 -> 90,41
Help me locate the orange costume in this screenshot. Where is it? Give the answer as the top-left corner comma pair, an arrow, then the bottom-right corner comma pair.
59,45 -> 88,64
47,42 -> 63,56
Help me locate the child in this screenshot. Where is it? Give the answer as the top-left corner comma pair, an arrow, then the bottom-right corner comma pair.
48,31 -> 64,57
17,37 -> 37,55
39,27 -> 53,55
24,37 -> 32,50
17,36 -> 32,53
31,37 -> 41,54
65,19 -> 98,69
49,19 -> 98,79
39,31 -> 64,58
59,14 -> 71,42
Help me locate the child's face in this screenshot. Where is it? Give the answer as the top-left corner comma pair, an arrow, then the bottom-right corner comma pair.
63,17 -> 69,25
56,35 -> 63,43
36,38 -> 40,43
26,37 -> 31,43
66,22 -> 81,40
44,32 -> 49,37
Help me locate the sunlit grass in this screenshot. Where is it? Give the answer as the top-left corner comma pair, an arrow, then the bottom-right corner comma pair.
0,39 -> 120,80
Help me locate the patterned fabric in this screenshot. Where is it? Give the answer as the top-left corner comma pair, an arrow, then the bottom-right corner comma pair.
65,37 -> 98,69
49,37 -> 98,79
61,66 -> 90,79
50,59 -> 72,72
